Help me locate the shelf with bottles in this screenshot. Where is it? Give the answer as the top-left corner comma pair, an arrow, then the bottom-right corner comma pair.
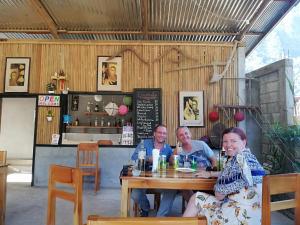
84,111 -> 108,116
66,125 -> 122,129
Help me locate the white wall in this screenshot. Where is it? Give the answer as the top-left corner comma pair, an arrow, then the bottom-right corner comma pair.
0,98 -> 36,159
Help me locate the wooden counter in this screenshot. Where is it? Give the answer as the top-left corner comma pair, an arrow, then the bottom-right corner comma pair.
0,165 -> 8,225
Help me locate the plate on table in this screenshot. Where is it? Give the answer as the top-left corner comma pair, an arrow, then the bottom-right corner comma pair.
175,167 -> 196,173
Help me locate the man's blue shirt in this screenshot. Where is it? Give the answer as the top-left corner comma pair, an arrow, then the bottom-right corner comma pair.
131,139 -> 173,162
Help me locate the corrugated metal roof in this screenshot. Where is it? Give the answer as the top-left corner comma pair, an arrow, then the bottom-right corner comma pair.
0,0 -> 299,55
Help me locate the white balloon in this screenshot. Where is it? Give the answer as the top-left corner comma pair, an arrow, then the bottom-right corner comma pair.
94,95 -> 102,102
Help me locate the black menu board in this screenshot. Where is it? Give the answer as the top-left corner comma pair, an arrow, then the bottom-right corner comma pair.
133,88 -> 161,144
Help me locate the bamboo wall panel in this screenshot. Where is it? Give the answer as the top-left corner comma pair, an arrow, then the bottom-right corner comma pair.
36,107 -> 60,144
0,41 -> 240,145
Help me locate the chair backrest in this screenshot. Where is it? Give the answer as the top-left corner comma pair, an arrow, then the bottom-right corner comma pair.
87,216 -> 207,225
262,173 -> 300,225
77,143 -> 99,168
98,140 -> 113,146
0,150 -> 7,166
47,164 -> 83,225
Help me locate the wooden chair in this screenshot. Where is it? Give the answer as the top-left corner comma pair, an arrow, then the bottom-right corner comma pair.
98,140 -> 113,146
87,216 -> 207,225
46,164 -> 83,225
133,189 -> 161,216
77,143 -> 100,192
262,173 -> 300,225
0,150 -> 7,166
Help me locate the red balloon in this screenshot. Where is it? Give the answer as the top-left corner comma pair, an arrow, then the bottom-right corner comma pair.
234,111 -> 245,121
209,111 -> 219,122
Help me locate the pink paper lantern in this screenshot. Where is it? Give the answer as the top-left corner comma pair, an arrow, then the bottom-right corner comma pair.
118,105 -> 128,115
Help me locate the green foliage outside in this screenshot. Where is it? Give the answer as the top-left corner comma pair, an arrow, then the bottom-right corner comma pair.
264,122 -> 300,174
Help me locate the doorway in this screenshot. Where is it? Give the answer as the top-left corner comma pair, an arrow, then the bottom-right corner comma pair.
0,97 -> 36,182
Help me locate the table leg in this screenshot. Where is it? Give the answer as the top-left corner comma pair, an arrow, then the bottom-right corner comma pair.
120,180 -> 129,217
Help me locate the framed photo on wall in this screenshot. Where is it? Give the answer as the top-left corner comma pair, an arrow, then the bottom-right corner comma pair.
4,57 -> 30,93
97,56 -> 122,91
179,91 -> 205,127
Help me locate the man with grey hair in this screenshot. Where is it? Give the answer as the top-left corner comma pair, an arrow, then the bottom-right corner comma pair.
173,126 -> 217,202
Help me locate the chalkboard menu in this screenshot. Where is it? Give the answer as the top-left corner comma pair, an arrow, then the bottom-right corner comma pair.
133,88 -> 161,144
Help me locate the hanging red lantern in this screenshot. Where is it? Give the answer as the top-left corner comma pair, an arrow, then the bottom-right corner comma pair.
209,111 -> 219,122
234,111 -> 245,121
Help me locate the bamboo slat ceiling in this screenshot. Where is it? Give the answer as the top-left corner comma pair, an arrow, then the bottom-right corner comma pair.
0,0 -> 299,55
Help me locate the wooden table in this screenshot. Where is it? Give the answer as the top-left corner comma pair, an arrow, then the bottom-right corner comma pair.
120,169 -> 216,217
0,165 -> 8,225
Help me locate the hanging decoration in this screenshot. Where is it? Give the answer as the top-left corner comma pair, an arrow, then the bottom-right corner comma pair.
94,95 -> 103,102
208,111 -> 219,122
123,96 -> 132,106
104,102 -> 119,116
234,111 -> 245,122
118,105 -> 128,116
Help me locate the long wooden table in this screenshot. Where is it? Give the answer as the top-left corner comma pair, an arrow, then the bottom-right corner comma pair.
120,169 -> 216,217
0,165 -> 8,225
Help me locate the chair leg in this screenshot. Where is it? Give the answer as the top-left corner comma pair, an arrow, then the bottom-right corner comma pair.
94,172 -> 99,193
47,196 -> 56,225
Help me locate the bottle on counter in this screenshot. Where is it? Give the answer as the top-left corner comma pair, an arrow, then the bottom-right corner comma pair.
94,104 -> 99,112
100,117 -> 104,126
87,102 -> 91,112
94,117 -> 98,126
74,117 -> 79,126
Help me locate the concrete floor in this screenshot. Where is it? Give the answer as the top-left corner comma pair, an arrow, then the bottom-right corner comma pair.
4,164 -> 295,225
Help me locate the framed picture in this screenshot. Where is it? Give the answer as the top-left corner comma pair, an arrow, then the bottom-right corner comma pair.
4,57 -> 30,93
179,91 -> 205,127
97,56 -> 122,91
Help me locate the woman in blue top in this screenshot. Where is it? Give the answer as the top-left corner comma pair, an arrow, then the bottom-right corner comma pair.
183,127 -> 265,225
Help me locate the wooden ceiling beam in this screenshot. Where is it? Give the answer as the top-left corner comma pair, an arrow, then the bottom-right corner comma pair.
0,29 -> 241,37
237,0 -> 273,41
27,0 -> 59,39
141,0 -> 149,40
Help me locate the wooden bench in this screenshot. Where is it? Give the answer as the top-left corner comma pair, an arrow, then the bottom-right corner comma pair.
87,216 -> 207,225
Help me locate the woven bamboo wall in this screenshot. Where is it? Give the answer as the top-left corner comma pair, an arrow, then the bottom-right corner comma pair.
0,41 -> 238,145
36,106 -> 60,144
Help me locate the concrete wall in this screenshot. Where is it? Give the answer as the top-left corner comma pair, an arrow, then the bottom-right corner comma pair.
34,146 -> 135,188
246,59 -> 294,162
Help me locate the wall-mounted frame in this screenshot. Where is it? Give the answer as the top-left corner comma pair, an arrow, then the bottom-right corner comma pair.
4,57 -> 30,93
179,91 -> 204,127
97,56 -> 122,91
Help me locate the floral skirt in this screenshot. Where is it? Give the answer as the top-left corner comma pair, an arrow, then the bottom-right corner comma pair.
195,184 -> 262,225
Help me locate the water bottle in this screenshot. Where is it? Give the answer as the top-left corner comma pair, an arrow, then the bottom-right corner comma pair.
219,149 -> 227,170
138,139 -> 146,171
191,156 -> 197,170
160,155 -> 167,171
